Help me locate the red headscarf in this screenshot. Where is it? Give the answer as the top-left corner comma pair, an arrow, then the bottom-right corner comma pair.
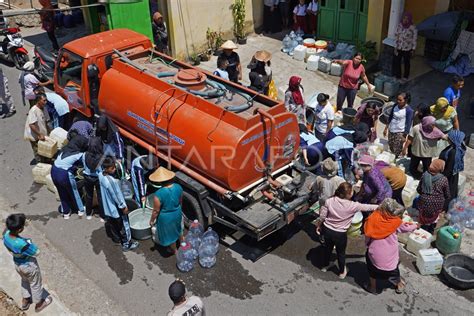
401,12 -> 413,29
288,76 -> 304,105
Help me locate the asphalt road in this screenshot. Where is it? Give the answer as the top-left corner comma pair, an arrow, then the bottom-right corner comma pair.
0,32 -> 473,315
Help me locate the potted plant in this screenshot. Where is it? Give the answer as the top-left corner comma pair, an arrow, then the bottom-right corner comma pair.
200,51 -> 210,62
232,0 -> 247,45
189,52 -> 200,66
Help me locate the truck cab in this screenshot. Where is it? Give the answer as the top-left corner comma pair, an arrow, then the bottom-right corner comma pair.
54,29 -> 153,118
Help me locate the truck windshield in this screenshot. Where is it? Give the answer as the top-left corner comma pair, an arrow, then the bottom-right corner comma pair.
57,50 -> 83,88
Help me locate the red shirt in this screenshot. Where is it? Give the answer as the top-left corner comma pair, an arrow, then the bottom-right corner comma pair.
339,60 -> 365,90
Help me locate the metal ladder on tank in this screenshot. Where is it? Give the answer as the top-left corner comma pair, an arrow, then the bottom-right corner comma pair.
152,88 -> 189,169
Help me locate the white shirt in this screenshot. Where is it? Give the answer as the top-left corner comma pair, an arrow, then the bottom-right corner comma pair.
213,68 -> 229,80
168,296 -> 205,316
307,0 -> 319,12
46,92 -> 70,116
24,105 -> 50,141
314,102 -> 335,134
389,106 -> 407,133
293,4 -> 307,16
23,73 -> 40,101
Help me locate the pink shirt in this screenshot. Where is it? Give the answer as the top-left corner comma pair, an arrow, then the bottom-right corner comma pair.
339,60 -> 365,90
366,223 -> 417,271
320,197 -> 379,232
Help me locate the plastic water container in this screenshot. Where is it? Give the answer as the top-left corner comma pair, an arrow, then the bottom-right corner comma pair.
306,55 -> 320,71
32,163 -> 52,184
185,233 -> 201,260
398,232 -> 410,244
402,180 -> 419,208
347,212 -> 363,237
383,79 -> 400,97
436,226 -> 462,255
374,75 -> 388,93
333,111 -> 343,126
330,63 -> 343,76
376,151 -> 395,164
198,241 -> 217,268
416,248 -> 444,275
305,48 -> 317,61
318,57 -> 331,73
38,137 -> 58,158
369,143 -> 384,157
120,179 -> 133,200
45,173 -> 56,192
293,45 -> 306,61
358,83 -> 375,98
189,219 -> 204,237
49,127 -> 69,149
407,228 -> 433,254
201,227 -> 219,254
282,34 -> 291,53
176,242 -> 194,272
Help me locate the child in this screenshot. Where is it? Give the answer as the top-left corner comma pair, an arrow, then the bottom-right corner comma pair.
3,213 -> 52,312
293,0 -> 307,33
306,0 -> 319,35
99,156 -> 139,252
83,137 -> 105,220
213,55 -> 230,80
130,154 -> 159,205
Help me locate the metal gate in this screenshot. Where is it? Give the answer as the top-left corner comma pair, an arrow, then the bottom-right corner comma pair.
318,0 -> 369,43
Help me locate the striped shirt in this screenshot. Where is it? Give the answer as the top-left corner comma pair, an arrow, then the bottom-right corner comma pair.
99,172 -> 126,218
3,231 -> 39,265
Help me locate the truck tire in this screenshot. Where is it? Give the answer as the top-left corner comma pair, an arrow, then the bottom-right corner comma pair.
181,191 -> 204,229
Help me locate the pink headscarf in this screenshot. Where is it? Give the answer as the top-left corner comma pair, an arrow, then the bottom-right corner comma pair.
401,12 -> 413,28
420,116 -> 445,140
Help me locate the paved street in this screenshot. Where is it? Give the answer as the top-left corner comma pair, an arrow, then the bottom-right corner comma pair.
0,29 -> 473,315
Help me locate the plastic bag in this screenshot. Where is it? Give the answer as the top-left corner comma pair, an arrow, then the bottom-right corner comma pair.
267,80 -> 278,100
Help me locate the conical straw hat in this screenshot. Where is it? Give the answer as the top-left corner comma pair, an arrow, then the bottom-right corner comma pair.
221,40 -> 238,50
254,50 -> 272,62
149,167 -> 175,183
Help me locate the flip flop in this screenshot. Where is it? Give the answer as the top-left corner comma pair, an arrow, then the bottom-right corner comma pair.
35,296 -> 52,313
395,279 -> 406,294
19,299 -> 31,311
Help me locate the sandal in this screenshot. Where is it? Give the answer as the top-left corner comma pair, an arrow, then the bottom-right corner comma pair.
395,279 -> 406,294
19,298 -> 32,311
362,283 -> 378,295
35,296 -> 52,313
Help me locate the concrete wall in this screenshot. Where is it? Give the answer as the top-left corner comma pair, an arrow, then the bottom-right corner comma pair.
166,0 -> 259,60
366,0 -> 391,55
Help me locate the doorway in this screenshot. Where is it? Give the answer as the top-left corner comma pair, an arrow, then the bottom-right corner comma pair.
318,0 -> 368,43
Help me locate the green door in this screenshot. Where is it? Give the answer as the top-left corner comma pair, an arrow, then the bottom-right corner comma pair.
317,0 -> 338,40
106,0 -> 153,40
336,0 -> 358,42
317,0 -> 368,43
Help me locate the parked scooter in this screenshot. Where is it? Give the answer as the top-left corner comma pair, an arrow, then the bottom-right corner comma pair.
33,46 -> 56,82
0,27 -> 29,69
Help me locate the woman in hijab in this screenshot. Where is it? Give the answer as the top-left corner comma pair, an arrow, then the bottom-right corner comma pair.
394,12 -> 417,82
416,159 -> 450,234
356,155 -> 392,205
82,137 -> 105,220
431,97 -> 459,155
439,130 -> 466,202
355,102 -> 380,142
363,198 -> 418,294
298,123 -> 325,167
285,76 -> 306,124
97,115 -> 124,162
402,116 -> 445,179
51,135 -> 89,219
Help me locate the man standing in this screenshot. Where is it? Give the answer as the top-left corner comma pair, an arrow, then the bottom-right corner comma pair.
443,75 -> 464,108
99,156 -> 139,252
167,279 -> 205,316
0,67 -> 15,118
34,86 -> 70,130
3,213 -> 52,312
24,94 -> 50,165
152,11 -> 168,54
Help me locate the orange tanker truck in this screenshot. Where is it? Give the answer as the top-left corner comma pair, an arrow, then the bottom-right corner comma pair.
52,29 -> 315,240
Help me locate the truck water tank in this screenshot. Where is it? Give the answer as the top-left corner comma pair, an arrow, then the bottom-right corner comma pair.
98,66 -> 299,192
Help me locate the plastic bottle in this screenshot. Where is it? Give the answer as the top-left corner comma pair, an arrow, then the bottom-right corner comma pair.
176,242 -> 194,272
198,242 -> 217,268
189,219 -> 204,237
282,35 -> 291,53
296,33 -> 304,46
201,227 -> 219,254
185,232 -> 200,260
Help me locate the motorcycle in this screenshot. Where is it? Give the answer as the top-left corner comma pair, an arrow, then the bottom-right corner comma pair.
0,27 -> 29,69
33,45 -> 56,82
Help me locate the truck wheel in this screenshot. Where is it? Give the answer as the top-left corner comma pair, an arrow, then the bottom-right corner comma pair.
181,191 -> 204,229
